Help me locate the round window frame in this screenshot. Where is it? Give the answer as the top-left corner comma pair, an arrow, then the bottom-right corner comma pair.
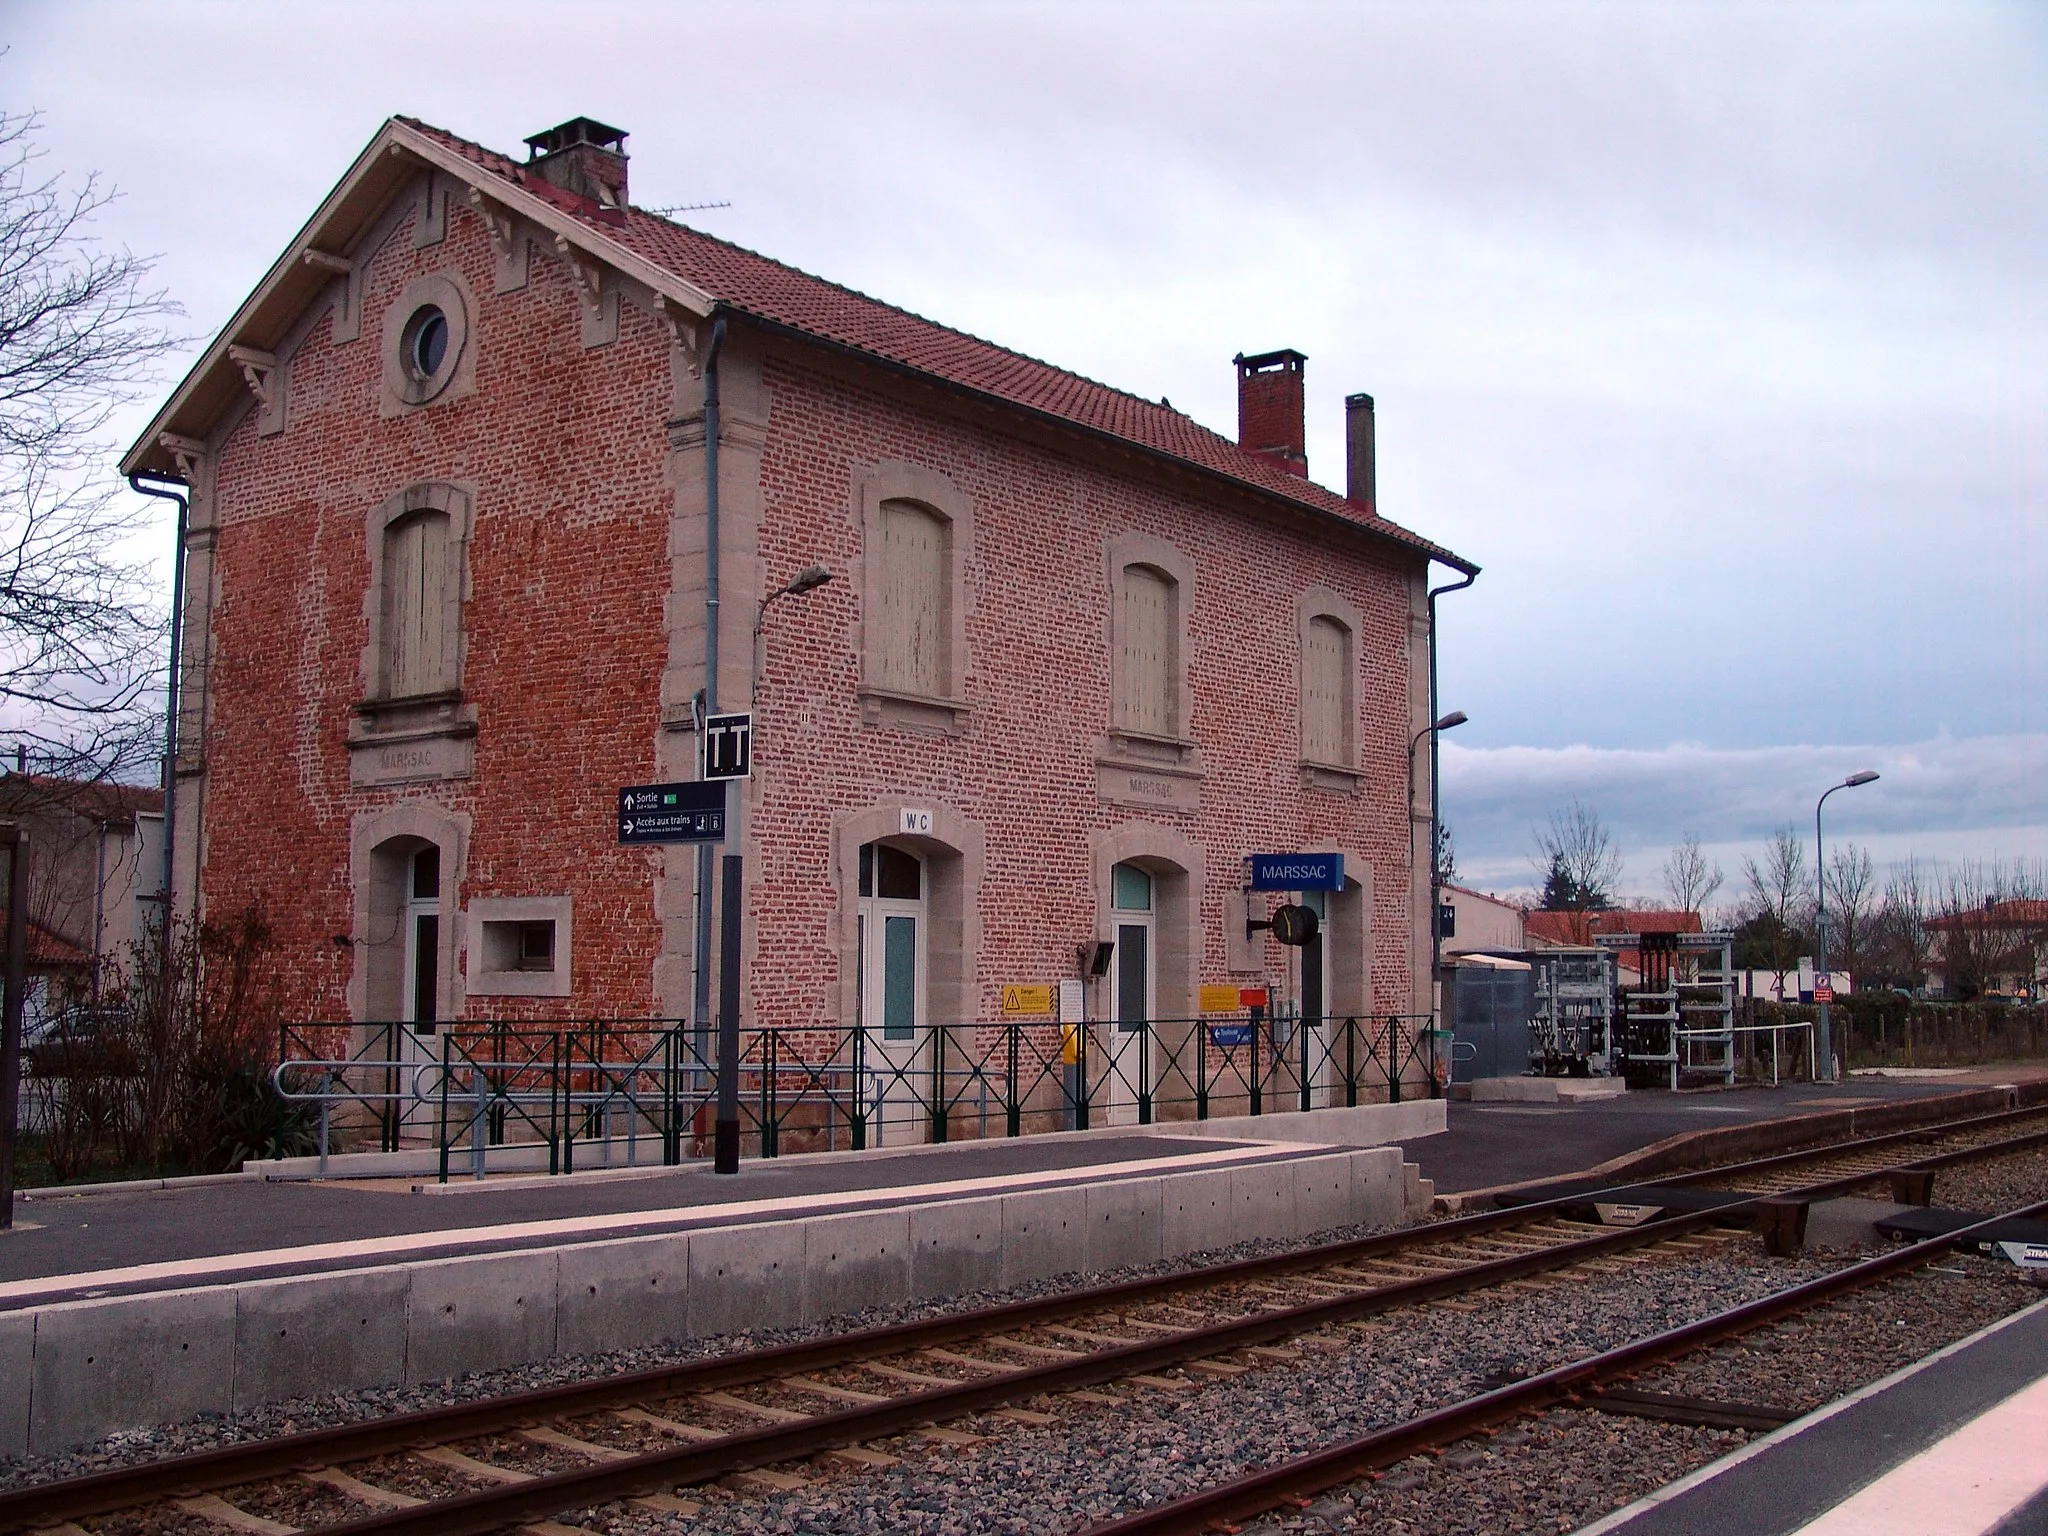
402,305 -> 450,383
382,273 -> 470,408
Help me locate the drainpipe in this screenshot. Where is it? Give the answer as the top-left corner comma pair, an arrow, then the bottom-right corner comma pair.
128,471 -> 189,945
1425,564 -> 1478,1020
692,314 -> 728,1042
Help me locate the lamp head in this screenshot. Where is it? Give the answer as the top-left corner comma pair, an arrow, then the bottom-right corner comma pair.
786,564 -> 833,596
1434,710 -> 1468,732
1845,770 -> 1879,788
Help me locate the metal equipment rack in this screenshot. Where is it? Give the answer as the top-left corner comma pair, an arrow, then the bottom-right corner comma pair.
1525,946 -> 1617,1076
1597,930 -> 1738,1088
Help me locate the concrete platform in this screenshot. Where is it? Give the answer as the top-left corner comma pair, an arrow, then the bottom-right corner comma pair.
1419,1070 -> 2048,1209
0,1099 -> 1443,1456
1467,1075 -> 1630,1103
1579,1297 -> 2048,1536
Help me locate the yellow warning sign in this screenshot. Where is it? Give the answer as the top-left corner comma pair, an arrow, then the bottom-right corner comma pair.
1001,983 -> 1054,1018
1061,1022 -> 1083,1065
1199,984 -> 1243,1014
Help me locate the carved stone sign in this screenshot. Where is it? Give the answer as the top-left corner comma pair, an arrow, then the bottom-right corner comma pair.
1095,761 -> 1200,813
349,733 -> 473,788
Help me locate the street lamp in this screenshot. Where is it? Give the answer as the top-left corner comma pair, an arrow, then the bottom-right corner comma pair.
1408,710 -> 1468,1023
711,563 -> 834,1176
1814,769 -> 1879,1083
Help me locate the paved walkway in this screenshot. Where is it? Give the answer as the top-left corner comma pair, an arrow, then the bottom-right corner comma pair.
1414,1067 -> 2048,1195
1581,1298 -> 2048,1536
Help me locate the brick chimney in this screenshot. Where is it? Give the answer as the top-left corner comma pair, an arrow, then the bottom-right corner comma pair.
524,117 -> 629,209
1345,391 -> 1375,512
1234,349 -> 1308,477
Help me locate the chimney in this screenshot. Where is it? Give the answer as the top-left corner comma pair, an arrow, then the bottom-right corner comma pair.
1233,349 -> 1308,477
1345,392 -> 1376,512
524,117 -> 629,209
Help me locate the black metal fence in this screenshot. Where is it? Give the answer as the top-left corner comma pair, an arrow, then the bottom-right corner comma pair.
276,1013 -> 1445,1182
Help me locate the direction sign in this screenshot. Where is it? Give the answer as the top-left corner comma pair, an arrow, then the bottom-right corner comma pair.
618,781 -> 726,845
1248,853 -> 1345,892
703,712 -> 753,780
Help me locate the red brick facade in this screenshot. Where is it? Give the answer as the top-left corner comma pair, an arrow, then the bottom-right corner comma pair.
125,119 -> 1471,1043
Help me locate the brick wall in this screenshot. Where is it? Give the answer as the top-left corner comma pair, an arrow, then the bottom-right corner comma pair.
192,185 -> 1424,1029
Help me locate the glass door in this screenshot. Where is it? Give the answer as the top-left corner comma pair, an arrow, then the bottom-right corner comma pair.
858,842 -> 928,1144
398,845 -> 441,1129
1106,862 -> 1155,1124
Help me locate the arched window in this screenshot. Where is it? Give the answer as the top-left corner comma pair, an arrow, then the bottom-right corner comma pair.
1117,564 -> 1177,737
1300,613 -> 1354,766
382,508 -> 452,697
873,499 -> 949,698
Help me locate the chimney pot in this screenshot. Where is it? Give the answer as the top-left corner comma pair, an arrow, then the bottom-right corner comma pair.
1345,391 -> 1376,512
524,116 -> 629,209
1233,349 -> 1308,477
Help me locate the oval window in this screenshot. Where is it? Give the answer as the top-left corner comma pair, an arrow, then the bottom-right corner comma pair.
403,305 -> 449,380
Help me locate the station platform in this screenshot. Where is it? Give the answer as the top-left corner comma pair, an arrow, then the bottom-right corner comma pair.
1418,1067 -> 2048,1207
1580,1296 -> 2048,1536
0,1100 -> 1439,1457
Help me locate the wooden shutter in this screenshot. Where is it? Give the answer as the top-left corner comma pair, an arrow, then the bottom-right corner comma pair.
1302,615 -> 1350,763
877,501 -> 947,696
1119,565 -> 1175,735
385,510 -> 449,696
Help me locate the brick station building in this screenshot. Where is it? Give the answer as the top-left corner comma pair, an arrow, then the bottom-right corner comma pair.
121,116 -> 1477,1124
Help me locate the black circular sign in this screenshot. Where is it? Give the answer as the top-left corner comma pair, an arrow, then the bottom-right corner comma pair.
1269,903 -> 1321,947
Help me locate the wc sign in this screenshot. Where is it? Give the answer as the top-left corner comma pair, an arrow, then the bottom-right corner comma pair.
900,807 -> 933,836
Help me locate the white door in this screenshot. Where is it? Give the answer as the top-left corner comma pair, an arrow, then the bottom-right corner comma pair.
1105,862 -> 1156,1125
858,841 -> 929,1144
1301,888 -> 1336,1106
398,844 -> 442,1127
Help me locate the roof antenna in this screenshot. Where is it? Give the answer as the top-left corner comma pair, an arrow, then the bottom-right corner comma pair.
648,200 -> 732,217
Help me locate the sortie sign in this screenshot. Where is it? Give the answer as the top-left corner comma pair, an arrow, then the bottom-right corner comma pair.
1248,853 -> 1345,892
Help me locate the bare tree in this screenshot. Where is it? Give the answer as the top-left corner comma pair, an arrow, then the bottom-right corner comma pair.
1932,859 -> 2048,1000
1661,833 -> 1723,913
0,110 -> 181,781
1434,822 -> 1457,887
1740,828 -> 1810,993
1531,799 -> 1622,912
1822,842 -> 1876,984
1872,857 -> 1936,992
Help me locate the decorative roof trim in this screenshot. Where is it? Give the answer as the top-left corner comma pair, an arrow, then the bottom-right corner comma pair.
120,118 -> 717,478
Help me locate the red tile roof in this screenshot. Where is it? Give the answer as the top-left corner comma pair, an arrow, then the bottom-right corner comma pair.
0,773 -> 164,823
29,919 -> 90,971
400,118 -> 1470,571
1927,900 -> 2048,932
1525,908 -> 1704,947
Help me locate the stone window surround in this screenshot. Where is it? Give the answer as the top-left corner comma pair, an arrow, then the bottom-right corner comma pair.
1102,532 -> 1200,772
378,270 -> 477,416
349,802 -> 470,1023
1295,585 -> 1366,794
466,894 -> 574,998
831,800 -> 986,1028
851,460 -> 974,737
349,480 -> 478,789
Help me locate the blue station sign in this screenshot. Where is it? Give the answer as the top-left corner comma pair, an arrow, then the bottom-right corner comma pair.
1248,852 -> 1345,892
618,781 -> 726,845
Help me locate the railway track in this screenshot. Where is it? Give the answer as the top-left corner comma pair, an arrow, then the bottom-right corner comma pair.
1076,1195 -> 2048,1536
5,1106 -> 2045,1536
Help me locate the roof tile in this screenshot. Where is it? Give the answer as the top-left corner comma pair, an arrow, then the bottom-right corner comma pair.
399,118 -> 1469,570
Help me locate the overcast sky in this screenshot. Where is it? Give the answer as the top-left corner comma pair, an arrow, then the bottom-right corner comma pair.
7,1 -> 2042,895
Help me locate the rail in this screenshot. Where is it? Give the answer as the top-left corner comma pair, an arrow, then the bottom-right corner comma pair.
275,1013 -> 1445,1181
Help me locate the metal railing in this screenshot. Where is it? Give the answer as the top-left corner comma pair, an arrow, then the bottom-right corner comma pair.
275,1013 -> 1444,1181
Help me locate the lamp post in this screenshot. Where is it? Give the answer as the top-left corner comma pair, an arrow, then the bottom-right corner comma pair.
1407,710 -> 1468,1024
712,562 -> 833,1176
1814,769 -> 1879,1083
